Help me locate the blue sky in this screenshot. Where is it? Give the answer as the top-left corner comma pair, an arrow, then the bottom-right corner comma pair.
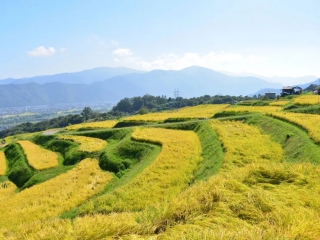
1,0 -> 320,80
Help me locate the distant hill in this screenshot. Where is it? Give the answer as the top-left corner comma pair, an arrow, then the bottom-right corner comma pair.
0,67 -> 144,85
0,66 -> 282,107
251,78 -> 320,96
221,71 -> 318,86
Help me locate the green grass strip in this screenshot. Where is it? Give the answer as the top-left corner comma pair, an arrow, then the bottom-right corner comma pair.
246,114 -> 320,164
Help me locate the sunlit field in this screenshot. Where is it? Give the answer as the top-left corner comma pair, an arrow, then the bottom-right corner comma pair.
269,100 -> 290,106
124,104 -> 230,122
0,159 -> 112,230
0,151 -> 6,175
65,120 -> 118,130
2,107 -> 320,239
224,106 -> 282,113
293,95 -> 320,105
17,140 -> 59,170
59,135 -> 107,153
77,127 -> 202,214
270,112 -> 320,143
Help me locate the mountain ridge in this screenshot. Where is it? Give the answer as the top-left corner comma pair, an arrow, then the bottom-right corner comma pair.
0,66 -> 287,108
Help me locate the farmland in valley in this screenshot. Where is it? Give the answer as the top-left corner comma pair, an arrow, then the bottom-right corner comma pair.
2,102 -> 320,239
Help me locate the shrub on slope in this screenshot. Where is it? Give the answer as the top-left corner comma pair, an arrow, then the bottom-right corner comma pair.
4,143 -> 35,188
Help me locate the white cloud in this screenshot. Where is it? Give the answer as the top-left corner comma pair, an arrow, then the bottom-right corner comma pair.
112,48 -> 133,56
28,46 -> 56,57
134,51 -> 266,73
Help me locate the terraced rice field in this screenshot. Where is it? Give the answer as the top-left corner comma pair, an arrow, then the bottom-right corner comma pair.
65,120 -> 118,130
224,105 -> 282,113
17,140 -> 59,170
0,159 -> 112,230
270,112 -> 320,143
59,135 -> 107,153
0,151 -> 6,175
2,103 -> 320,239
293,94 -> 320,105
124,104 -> 230,122
78,127 -> 202,214
209,120 -> 283,170
269,100 -> 290,106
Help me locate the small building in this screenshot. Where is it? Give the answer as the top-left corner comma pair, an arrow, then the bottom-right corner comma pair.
282,86 -> 294,95
265,92 -> 276,99
281,86 -> 302,97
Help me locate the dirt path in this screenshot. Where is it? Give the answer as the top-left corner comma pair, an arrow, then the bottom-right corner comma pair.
42,129 -> 60,135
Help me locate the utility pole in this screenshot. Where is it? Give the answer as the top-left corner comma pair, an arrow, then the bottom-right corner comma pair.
174,89 -> 180,98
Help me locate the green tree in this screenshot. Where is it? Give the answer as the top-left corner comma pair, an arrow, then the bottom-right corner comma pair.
81,107 -> 93,121
138,106 -> 149,115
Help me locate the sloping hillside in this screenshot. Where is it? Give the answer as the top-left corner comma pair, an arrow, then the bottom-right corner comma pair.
1,102 -> 320,239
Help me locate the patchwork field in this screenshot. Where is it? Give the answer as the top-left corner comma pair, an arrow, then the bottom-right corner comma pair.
17,140 -> 59,170
293,94 -> 320,105
65,120 -> 118,131
270,112 -> 320,143
1,102 -> 320,239
124,104 -> 230,122
59,135 -> 107,153
223,105 -> 282,113
0,151 -> 6,175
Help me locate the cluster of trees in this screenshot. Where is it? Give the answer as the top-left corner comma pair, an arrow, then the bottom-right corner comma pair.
0,94 -> 252,138
112,94 -> 251,114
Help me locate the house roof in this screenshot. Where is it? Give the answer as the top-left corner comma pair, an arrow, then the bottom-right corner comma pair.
282,86 -> 293,90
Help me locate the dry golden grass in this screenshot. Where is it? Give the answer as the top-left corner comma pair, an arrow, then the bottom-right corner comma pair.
0,181 -> 16,203
293,94 -> 320,105
17,140 -> 59,170
59,135 -> 107,153
157,162 -> 320,240
0,158 -> 112,231
224,105 -> 282,113
269,100 -> 290,106
270,112 -> 320,143
5,122 -> 320,239
8,161 -> 320,240
0,151 -> 6,175
209,120 -> 283,170
124,104 -> 230,122
65,120 -> 118,130
78,127 -> 202,214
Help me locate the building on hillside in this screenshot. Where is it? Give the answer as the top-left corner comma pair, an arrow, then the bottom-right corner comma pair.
265,92 -> 276,99
281,86 -> 302,97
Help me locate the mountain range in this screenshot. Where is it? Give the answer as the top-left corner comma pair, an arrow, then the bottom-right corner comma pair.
0,66 -> 318,108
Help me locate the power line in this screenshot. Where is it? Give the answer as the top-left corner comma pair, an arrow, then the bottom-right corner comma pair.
174,89 -> 180,98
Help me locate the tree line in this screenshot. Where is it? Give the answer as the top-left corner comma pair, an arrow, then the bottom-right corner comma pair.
112,94 -> 251,113
0,94 -> 251,138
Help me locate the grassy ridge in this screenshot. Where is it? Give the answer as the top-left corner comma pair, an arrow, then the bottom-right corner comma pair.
4,143 -> 35,188
192,122 -> 224,181
246,114 -> 320,164
74,128 -> 202,216
33,134 -> 89,165
99,134 -> 159,177
6,108 -> 320,238
160,121 -> 224,181
17,140 -> 59,170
